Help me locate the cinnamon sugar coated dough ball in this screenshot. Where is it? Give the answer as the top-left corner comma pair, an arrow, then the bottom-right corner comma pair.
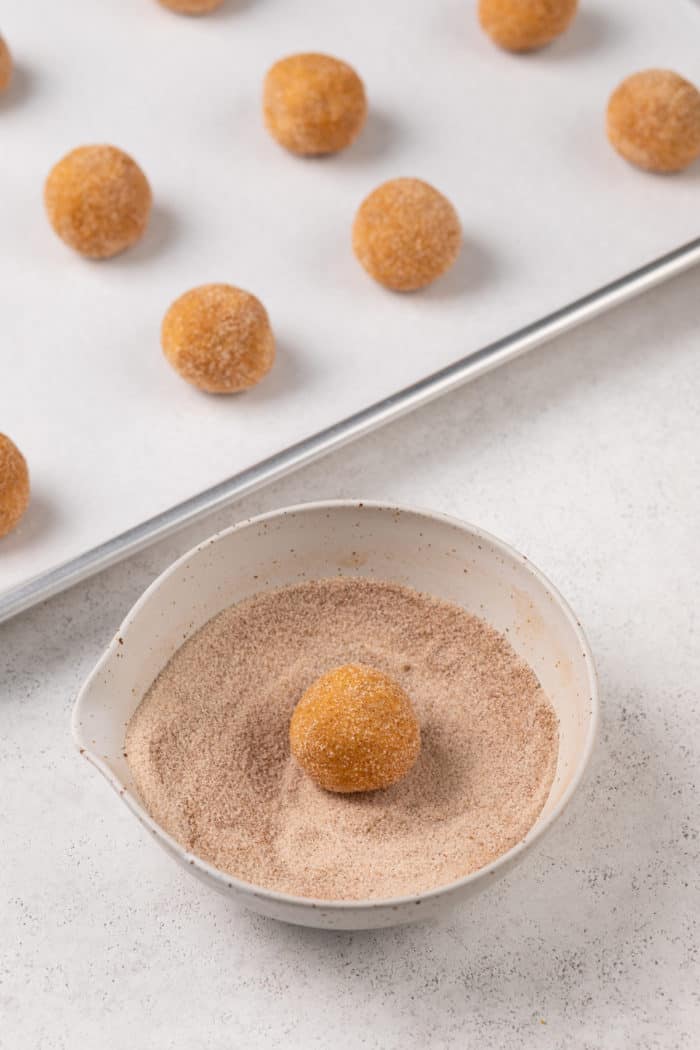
263,53 -> 367,156
158,0 -> 224,12
162,284 -> 275,393
45,146 -> 152,259
478,0 -> 578,52
607,70 -> 700,174
0,36 -> 12,91
0,435 -> 30,539
353,178 -> 462,291
289,664 -> 421,793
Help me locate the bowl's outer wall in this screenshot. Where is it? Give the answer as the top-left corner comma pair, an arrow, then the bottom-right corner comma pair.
74,502 -> 597,930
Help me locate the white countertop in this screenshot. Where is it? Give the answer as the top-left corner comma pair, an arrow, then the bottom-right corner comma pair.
2,268 -> 699,1049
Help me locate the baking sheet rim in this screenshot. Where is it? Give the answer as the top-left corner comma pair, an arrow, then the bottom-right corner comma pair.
2,235 -> 699,626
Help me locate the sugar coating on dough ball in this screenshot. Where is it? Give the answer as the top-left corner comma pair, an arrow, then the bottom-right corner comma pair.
289,664 -> 421,793
45,145 -> 152,259
158,0 -> 224,13
478,0 -> 578,52
263,52 -> 367,156
607,69 -> 700,174
0,434 -> 30,539
162,283 -> 275,393
352,177 -> 462,292
0,35 -> 13,92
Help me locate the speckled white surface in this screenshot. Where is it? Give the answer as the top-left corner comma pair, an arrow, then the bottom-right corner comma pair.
2,269 -> 699,1048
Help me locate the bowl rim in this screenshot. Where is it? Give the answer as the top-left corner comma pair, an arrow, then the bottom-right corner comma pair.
72,498 -> 599,912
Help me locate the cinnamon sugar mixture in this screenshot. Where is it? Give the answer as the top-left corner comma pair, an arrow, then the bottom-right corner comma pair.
126,578 -> 558,900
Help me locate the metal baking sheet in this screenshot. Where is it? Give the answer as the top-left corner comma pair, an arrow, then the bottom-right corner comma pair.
1,0 -> 699,621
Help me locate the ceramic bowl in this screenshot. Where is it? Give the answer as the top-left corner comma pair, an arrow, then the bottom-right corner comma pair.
73,501 -> 598,930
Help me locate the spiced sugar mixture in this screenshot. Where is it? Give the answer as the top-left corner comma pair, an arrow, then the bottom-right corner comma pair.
126,578 -> 558,900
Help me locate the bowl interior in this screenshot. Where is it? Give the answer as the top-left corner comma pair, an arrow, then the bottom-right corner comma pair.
74,502 -> 596,870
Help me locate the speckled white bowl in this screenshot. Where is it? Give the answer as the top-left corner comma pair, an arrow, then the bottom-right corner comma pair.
73,501 -> 597,930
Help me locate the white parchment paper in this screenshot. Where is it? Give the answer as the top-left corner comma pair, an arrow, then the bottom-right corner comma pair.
1,0 -> 698,593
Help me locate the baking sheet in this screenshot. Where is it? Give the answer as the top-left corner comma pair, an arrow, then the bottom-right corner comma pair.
1,0 -> 699,600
